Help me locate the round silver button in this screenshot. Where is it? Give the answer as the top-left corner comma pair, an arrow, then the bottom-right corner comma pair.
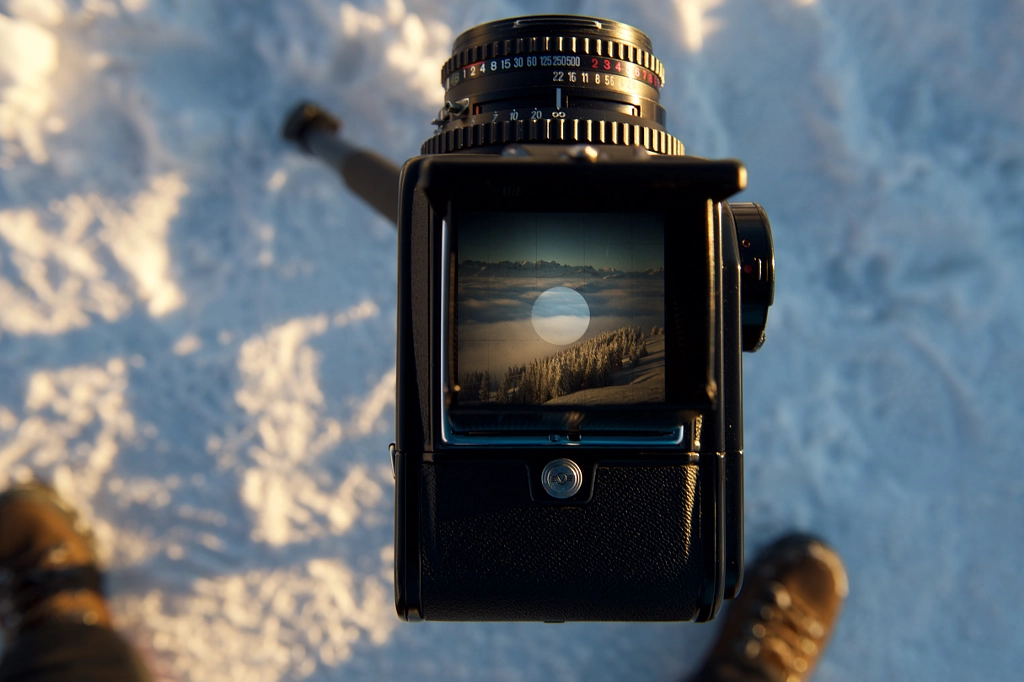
541,458 -> 583,499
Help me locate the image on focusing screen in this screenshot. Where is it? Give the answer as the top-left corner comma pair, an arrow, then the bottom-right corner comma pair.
454,212 -> 665,406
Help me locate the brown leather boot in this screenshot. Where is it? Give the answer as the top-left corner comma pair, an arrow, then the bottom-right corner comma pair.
689,534 -> 849,682
0,482 -> 112,639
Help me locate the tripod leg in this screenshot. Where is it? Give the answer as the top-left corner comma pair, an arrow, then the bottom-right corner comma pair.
283,102 -> 401,226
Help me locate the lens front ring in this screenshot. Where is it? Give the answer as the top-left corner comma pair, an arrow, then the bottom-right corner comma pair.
425,15 -> 682,156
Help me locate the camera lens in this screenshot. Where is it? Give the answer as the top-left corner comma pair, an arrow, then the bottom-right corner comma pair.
423,15 -> 683,156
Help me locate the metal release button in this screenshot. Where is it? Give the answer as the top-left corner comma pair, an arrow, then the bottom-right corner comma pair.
541,458 -> 583,499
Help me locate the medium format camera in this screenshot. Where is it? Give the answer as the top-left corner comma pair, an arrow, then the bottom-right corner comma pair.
286,14 -> 774,622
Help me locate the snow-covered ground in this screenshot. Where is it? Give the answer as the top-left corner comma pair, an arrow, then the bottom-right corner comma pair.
1,0 -> 1022,679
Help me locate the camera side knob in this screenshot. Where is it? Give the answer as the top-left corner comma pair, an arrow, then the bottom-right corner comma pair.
731,202 -> 775,352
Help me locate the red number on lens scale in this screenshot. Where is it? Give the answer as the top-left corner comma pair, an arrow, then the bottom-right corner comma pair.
603,59 -> 611,70
592,58 -> 598,68
615,61 -> 622,72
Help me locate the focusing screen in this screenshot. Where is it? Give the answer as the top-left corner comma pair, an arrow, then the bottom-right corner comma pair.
454,212 -> 665,406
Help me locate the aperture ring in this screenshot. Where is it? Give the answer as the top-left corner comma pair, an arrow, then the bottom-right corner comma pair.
444,56 -> 663,92
441,36 -> 664,86
420,119 -> 684,155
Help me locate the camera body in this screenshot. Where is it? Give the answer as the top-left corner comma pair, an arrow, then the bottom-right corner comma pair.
394,144 -> 771,621
387,15 -> 774,622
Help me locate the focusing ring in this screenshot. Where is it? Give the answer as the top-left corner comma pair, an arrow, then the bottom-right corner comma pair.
441,34 -> 665,88
421,118 -> 684,155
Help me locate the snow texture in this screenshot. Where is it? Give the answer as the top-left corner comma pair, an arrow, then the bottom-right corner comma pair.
1,0 -> 1022,680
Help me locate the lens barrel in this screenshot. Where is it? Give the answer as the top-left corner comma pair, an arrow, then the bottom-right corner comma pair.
422,16 -> 683,155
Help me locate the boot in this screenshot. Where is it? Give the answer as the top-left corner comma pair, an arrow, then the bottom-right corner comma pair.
0,482 -> 112,640
689,534 -> 848,682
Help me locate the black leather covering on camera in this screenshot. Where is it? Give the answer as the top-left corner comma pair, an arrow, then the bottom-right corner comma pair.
419,461 -> 702,621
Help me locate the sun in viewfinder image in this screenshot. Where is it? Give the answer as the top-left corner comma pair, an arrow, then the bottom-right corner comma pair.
531,286 -> 591,344
455,212 -> 665,406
